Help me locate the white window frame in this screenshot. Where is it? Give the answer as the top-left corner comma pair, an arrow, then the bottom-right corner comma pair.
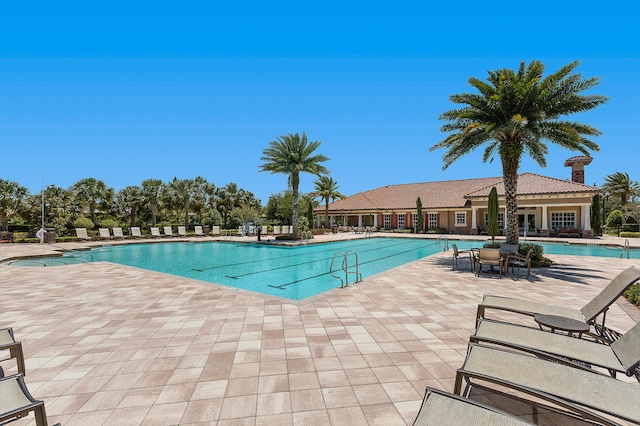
412,213 -> 418,228
455,211 -> 467,227
398,214 -> 405,229
484,212 -> 505,229
551,212 -> 576,229
383,214 -> 391,228
428,213 -> 438,229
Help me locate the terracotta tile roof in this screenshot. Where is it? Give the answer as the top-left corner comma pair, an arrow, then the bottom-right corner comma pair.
323,173 -> 599,212
466,173 -> 599,198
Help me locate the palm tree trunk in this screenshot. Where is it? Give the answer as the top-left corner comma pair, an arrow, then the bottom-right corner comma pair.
324,196 -> 329,228
184,199 -> 190,230
151,204 -> 158,227
291,172 -> 299,237
501,148 -> 520,245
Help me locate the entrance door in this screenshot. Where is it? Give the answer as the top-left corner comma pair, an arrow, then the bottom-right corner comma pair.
518,213 -> 537,234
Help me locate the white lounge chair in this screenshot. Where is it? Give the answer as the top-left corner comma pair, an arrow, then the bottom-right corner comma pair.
210,226 -> 220,235
261,226 -> 268,235
273,225 -> 280,235
194,226 -> 204,236
163,226 -> 173,237
177,226 -> 187,236
112,227 -> 125,239
130,227 -> 142,238
150,227 -> 161,237
98,228 -> 112,239
75,228 -> 91,240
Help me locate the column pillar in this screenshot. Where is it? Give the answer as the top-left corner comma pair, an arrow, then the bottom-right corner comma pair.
358,215 -> 363,227
471,207 -> 478,235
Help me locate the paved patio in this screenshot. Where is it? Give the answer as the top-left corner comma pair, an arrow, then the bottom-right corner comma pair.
1,234 -> 638,425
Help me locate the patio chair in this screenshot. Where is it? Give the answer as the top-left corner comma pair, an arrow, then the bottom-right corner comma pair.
0,328 -> 26,376
130,227 -> 142,238
475,248 -> 504,278
454,344 -> 640,426
194,226 -> 204,236
413,387 -> 533,426
210,226 -> 220,236
557,227 -> 569,237
0,374 -> 49,426
476,266 -> 640,340
261,225 -> 268,235
506,249 -> 533,279
163,226 -> 173,237
177,226 -> 187,236
112,227 -> 125,239
568,228 -> 581,238
452,244 -> 474,272
98,228 -> 113,239
273,225 -> 281,235
472,319 -> 640,379
75,228 -> 91,240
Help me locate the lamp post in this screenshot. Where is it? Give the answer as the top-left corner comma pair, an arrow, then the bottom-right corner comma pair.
601,191 -> 608,236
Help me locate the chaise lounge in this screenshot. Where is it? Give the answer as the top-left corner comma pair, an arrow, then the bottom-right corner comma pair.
0,374 -> 49,426
454,343 -> 640,425
476,266 -> 640,339
0,328 -> 26,376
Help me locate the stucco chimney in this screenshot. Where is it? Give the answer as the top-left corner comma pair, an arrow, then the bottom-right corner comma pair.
564,156 -> 592,184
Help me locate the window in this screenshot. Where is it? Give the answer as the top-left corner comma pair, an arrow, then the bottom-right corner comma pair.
398,214 -> 405,229
412,213 -> 417,228
484,213 -> 505,229
455,212 -> 466,226
428,213 -> 438,229
383,214 -> 391,228
551,212 -> 575,229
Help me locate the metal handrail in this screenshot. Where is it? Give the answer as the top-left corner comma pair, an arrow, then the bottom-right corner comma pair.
301,231 -> 311,244
436,235 -> 449,251
621,239 -> 630,259
330,250 -> 363,288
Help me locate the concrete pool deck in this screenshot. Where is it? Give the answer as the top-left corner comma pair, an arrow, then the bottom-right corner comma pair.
1,233 -> 638,425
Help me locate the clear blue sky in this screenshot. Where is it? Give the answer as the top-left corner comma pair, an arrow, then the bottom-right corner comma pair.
2,1 -> 638,204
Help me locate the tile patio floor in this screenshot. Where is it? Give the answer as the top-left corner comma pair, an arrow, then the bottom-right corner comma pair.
1,234 -> 638,425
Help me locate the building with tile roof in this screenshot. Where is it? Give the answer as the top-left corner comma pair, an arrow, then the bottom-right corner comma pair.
316,170 -> 600,238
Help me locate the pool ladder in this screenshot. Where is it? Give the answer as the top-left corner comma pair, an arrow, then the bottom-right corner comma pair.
330,250 -> 362,288
620,239 -> 630,259
301,231 -> 311,245
436,235 -> 449,251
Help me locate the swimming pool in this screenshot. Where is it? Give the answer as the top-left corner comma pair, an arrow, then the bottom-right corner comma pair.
7,237 -> 638,300
7,238 -> 448,300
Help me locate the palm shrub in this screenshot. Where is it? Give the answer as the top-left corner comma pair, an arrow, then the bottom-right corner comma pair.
73,217 -> 94,230
624,283 -> 640,306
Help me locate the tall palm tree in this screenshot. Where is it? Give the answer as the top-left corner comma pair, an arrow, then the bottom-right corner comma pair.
260,132 -> 329,237
117,186 -> 144,227
70,177 -> 112,225
166,177 -> 198,230
0,179 -> 29,231
311,175 -> 344,228
430,60 -> 607,244
141,179 -> 163,227
602,172 -> 639,206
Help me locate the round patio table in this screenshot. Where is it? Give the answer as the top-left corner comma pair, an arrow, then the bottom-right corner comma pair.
534,314 -> 590,338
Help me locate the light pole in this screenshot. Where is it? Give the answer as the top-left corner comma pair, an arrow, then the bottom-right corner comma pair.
601,191 -> 609,236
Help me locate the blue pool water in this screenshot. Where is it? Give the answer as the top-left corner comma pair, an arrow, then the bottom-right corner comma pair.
7,238 -> 638,300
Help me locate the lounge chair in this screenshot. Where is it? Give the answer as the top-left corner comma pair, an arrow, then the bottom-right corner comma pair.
0,374 -> 49,426
557,227 -> 569,237
261,226 -> 268,235
163,226 -> 173,237
475,248 -> 504,278
194,226 -> 204,236
273,225 -> 280,235
506,249 -> 533,279
472,319 -> 640,379
130,227 -> 142,238
75,228 -> 91,240
112,227 -> 125,239
0,328 -> 26,376
454,344 -> 640,425
98,228 -> 113,239
210,226 -> 220,236
452,243 -> 474,272
150,227 -> 161,237
413,387 -> 533,426
476,266 -> 640,339
177,226 -> 187,236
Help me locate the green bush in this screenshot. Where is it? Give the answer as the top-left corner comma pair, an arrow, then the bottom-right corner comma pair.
73,217 -> 95,230
275,234 -> 297,241
426,227 -> 447,234
100,218 -> 118,229
624,283 -> 640,306
481,242 -> 552,267
619,232 -> 640,238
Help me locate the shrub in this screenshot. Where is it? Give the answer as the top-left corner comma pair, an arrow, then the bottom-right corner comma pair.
100,218 -> 118,229
624,283 -> 640,306
426,227 -> 447,234
73,217 -> 94,230
275,234 -> 297,241
481,241 -> 552,267
619,232 -> 640,238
